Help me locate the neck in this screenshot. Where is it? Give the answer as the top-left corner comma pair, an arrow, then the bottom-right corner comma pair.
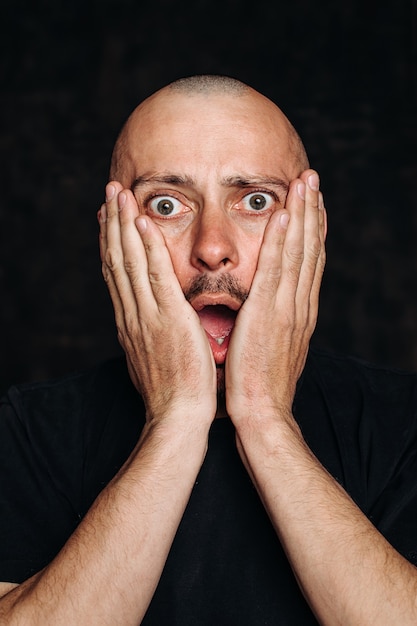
215,393 -> 228,419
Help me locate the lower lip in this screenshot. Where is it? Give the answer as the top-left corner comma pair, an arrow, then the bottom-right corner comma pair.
205,332 -> 231,365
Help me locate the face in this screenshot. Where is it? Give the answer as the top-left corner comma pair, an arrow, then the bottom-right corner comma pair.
116,89 -> 303,376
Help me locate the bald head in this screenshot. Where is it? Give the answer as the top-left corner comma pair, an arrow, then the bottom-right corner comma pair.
109,75 -> 308,185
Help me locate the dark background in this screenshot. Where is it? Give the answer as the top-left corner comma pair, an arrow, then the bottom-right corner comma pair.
1,0 -> 416,395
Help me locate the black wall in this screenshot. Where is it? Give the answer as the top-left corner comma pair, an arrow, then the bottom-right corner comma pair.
1,0 -> 417,394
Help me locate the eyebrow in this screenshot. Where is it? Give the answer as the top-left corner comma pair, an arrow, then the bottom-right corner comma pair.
131,173 -> 289,196
131,174 -> 194,193
221,175 -> 289,195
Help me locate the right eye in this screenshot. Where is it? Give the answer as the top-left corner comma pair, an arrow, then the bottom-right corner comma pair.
148,196 -> 183,217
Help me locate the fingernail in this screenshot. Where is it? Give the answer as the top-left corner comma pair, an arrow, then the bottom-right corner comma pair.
308,173 -> 320,191
106,184 -> 115,202
297,182 -> 306,199
279,212 -> 290,228
118,192 -> 126,210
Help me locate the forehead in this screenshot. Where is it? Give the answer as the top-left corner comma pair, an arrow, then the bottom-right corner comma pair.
119,92 -> 298,186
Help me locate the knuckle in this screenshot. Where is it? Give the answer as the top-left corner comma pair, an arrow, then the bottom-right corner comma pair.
123,310 -> 140,337
148,271 -> 166,290
307,235 -> 321,259
148,272 -> 173,301
285,248 -> 304,267
116,325 -> 126,348
104,247 -> 121,272
101,262 -> 110,283
123,256 -> 140,275
313,248 -> 326,278
285,249 -> 304,282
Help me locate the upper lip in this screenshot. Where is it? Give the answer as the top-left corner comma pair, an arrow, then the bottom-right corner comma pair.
189,293 -> 242,313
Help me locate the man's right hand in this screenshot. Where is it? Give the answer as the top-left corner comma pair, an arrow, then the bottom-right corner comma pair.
0,183 -> 216,626
99,181 -> 217,427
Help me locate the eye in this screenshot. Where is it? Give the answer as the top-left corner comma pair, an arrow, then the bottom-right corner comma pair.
148,196 -> 183,217
242,192 -> 275,212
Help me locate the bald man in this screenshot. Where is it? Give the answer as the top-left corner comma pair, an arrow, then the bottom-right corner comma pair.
1,75 -> 417,625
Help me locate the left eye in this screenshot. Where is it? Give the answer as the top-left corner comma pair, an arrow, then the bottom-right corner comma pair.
242,192 -> 275,212
149,196 -> 182,216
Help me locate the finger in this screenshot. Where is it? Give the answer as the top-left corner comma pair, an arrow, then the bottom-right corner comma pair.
116,188 -> 157,307
98,188 -> 122,306
103,182 -> 141,333
98,203 -> 107,263
294,171 -> 321,318
98,191 -> 126,340
103,181 -> 124,284
248,208 -> 290,303
276,177 -> 306,302
307,191 -> 326,328
135,214 -> 189,311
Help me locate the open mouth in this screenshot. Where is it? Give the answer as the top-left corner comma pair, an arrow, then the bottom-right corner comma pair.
196,305 -> 237,364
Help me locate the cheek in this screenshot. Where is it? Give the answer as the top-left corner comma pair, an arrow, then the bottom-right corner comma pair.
230,212 -> 271,267
161,232 -> 193,287
240,236 -> 264,285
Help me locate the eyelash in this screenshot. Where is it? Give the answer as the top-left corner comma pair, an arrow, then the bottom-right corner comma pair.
240,189 -> 278,210
144,192 -> 187,218
142,188 -> 279,215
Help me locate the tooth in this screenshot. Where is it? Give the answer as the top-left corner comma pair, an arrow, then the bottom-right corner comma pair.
215,337 -> 225,345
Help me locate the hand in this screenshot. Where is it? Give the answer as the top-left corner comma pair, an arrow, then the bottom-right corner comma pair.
99,182 -> 217,426
225,169 -> 326,424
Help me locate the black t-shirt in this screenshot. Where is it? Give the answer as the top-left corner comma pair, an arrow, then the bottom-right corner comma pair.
1,348 -> 417,625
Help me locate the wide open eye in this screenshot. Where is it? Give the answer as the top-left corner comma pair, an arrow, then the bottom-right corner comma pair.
242,192 -> 275,212
149,196 -> 183,216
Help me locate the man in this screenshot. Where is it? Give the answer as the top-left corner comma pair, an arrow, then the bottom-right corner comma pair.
1,75 -> 417,625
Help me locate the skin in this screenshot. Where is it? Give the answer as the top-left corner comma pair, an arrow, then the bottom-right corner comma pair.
1,85 -> 417,625
103,87 -> 318,416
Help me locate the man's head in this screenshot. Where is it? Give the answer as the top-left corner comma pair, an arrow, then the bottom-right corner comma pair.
109,75 -> 309,370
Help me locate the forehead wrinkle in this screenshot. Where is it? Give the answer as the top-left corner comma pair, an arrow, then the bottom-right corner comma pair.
131,172 -> 290,197
220,175 -> 289,195
131,173 -> 196,193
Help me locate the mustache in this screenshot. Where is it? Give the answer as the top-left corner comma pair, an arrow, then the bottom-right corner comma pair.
183,274 -> 249,304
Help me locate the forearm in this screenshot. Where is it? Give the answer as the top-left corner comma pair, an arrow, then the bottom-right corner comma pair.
0,418 -> 208,625
235,415 -> 417,626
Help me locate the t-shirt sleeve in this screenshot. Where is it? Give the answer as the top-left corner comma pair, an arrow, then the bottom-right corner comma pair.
0,359 -> 144,585
300,350 -> 417,566
361,367 -> 417,565
0,385 -> 85,583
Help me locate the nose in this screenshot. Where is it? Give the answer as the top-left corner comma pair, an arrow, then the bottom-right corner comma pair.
190,206 -> 238,272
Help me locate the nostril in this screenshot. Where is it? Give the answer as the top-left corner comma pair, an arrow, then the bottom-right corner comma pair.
198,256 -> 230,270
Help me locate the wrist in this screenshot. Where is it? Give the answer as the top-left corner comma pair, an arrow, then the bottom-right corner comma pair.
233,409 -> 304,456
137,412 -> 211,457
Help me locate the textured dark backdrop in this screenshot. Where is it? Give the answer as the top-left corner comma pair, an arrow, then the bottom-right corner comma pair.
1,0 -> 417,395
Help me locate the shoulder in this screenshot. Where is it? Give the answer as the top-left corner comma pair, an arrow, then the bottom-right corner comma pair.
0,357 -> 145,467
1,356 -> 136,422
0,356 -> 145,513
298,347 -> 417,501
301,346 -> 417,433
305,346 -> 417,399
0,358 -> 144,584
